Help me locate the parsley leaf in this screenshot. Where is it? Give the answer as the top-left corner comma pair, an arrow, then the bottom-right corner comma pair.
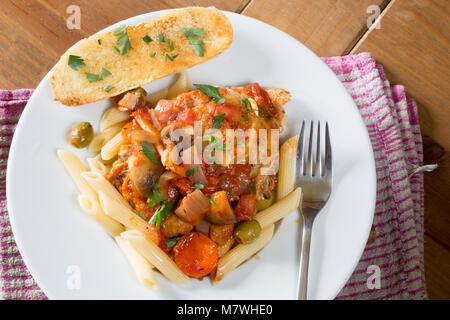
149,201 -> 173,229
241,98 -> 252,111
100,67 -> 111,77
182,27 -> 205,57
98,39 -> 102,45
141,141 -> 158,164
149,52 -> 156,57
194,84 -> 225,104
133,210 -> 147,221
186,166 -> 199,177
85,72 -> 103,83
206,196 -> 215,205
157,33 -> 165,42
165,236 -> 181,247
68,55 -> 86,71
191,182 -> 204,190
153,183 -> 161,190
147,189 -> 166,207
212,113 -> 226,129
114,24 -> 131,55
164,52 -> 178,61
104,84 -> 114,92
142,35 -> 153,44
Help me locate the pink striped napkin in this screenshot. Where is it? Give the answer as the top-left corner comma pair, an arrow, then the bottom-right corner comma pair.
0,52 -> 426,300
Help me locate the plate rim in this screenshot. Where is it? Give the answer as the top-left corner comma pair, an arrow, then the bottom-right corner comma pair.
6,9 -> 376,300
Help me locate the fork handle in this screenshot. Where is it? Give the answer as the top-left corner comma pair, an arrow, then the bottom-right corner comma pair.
297,209 -> 315,300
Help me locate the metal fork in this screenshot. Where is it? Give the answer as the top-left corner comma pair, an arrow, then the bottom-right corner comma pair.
295,120 -> 332,300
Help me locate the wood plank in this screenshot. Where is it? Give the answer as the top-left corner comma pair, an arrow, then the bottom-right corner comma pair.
424,235 -> 450,299
351,0 -> 450,248
0,0 -> 247,89
242,0 -> 390,57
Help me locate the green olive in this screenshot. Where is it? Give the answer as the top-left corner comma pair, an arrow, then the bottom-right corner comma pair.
234,220 -> 261,244
256,191 -> 273,211
68,122 -> 94,149
131,87 -> 147,97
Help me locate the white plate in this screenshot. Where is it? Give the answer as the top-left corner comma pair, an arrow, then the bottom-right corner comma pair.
6,10 -> 376,300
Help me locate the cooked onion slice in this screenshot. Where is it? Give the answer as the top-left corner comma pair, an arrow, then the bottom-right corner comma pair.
175,189 -> 211,226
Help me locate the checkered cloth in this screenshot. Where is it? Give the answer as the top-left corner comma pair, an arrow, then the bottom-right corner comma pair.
0,52 -> 426,299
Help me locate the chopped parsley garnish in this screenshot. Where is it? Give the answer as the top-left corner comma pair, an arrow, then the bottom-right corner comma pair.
186,166 -> 199,177
85,72 -> 103,83
157,33 -> 178,61
114,24 -> 131,55
98,39 -> 102,45
113,46 -> 120,53
203,134 -> 229,151
213,161 -> 221,168
241,98 -> 252,111
100,67 -> 111,77
165,236 -> 181,247
133,210 -> 147,221
149,200 -> 174,229
142,35 -> 153,44
157,33 -> 165,42
68,55 -> 86,71
85,67 -> 111,83
147,189 -> 166,207
212,113 -> 226,129
182,27 -> 205,57
141,141 -> 159,164
191,182 -> 204,190
153,183 -> 161,190
149,52 -> 156,57
164,52 -> 178,61
206,196 -> 215,205
104,84 -> 114,92
194,84 -> 225,104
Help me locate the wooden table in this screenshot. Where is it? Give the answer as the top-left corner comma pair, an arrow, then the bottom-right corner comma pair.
0,0 -> 448,299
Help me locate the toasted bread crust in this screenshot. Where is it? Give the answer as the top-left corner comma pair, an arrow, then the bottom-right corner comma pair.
51,7 -> 233,106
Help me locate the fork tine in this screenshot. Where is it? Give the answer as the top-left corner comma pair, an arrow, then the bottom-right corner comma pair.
306,121 -> 314,176
315,121 -> 321,176
325,122 -> 332,177
296,120 -> 306,176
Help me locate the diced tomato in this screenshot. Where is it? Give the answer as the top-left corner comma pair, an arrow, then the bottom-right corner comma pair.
170,177 -> 193,195
173,232 -> 218,278
215,103 -> 242,123
233,193 -> 257,221
177,108 -> 195,127
133,106 -> 152,120
244,83 -> 277,116
154,99 -> 176,126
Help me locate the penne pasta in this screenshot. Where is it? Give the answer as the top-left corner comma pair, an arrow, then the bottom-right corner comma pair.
80,171 -> 132,209
57,150 -> 97,199
167,71 -> 190,98
211,224 -> 274,284
86,155 -> 110,175
89,121 -> 126,153
97,191 -> 159,245
277,135 -> 299,200
100,107 -> 130,132
115,235 -> 159,290
100,131 -> 124,161
145,88 -> 168,106
121,230 -> 191,284
255,187 -> 302,229
78,194 -> 125,237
